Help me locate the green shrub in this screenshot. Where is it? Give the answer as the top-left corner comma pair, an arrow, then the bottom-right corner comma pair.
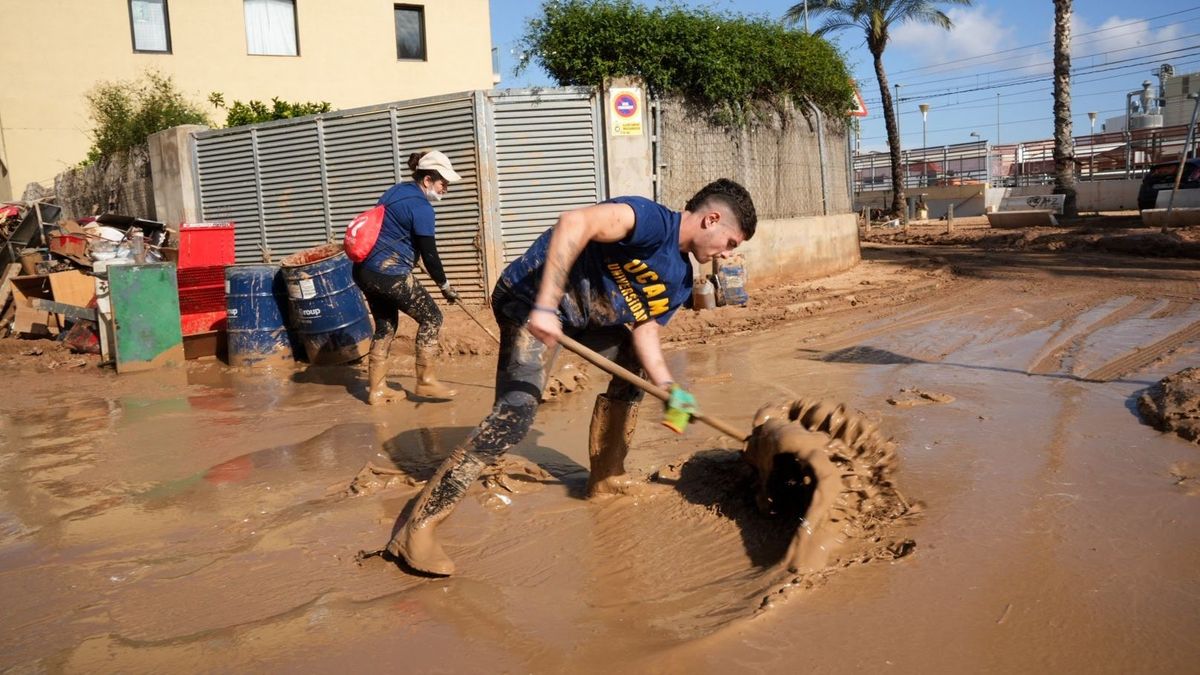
84,71 -> 210,164
518,0 -> 853,125
210,93 -> 333,128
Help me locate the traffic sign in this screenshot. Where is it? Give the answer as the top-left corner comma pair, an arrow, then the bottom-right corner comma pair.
850,82 -> 868,118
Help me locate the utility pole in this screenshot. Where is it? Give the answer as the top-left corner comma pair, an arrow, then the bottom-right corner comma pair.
803,0 -> 809,32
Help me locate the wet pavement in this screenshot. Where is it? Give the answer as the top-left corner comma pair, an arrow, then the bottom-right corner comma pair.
2,246 -> 1199,672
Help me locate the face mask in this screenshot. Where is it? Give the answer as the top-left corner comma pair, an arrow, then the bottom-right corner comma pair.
423,186 -> 443,202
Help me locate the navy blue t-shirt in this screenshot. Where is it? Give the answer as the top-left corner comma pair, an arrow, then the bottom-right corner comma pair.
362,182 -> 435,276
498,196 -> 692,328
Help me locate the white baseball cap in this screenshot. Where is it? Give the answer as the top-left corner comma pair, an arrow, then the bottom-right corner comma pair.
417,150 -> 462,182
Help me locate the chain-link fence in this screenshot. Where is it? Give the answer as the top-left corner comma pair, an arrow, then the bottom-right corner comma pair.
658,99 -> 850,218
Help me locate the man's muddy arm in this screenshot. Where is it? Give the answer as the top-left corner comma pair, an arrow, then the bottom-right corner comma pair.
529,203 -> 636,345
630,320 -> 674,388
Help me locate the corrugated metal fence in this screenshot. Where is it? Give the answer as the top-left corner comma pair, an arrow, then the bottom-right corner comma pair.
193,88 -> 605,301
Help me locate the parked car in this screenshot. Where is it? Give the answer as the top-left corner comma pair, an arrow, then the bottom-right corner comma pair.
1138,158 -> 1200,211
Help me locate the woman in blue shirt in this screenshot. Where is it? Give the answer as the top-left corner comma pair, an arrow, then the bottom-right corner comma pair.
354,149 -> 462,404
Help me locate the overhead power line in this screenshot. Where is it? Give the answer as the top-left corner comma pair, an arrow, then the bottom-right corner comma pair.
873,46 -> 1200,104
860,7 -> 1200,82
859,30 -> 1200,94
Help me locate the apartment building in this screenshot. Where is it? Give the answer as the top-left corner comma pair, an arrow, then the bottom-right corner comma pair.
0,0 -> 497,200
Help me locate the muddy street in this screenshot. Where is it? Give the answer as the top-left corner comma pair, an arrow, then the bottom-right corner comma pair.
2,244 -> 1199,673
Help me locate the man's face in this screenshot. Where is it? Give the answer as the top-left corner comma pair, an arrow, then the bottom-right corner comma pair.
693,210 -> 745,263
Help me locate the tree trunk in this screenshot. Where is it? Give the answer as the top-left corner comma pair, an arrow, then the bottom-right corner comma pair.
1053,0 -> 1078,218
873,48 -> 906,221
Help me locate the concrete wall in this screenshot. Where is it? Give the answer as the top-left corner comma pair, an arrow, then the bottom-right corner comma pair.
148,124 -> 206,226
856,184 -> 986,218
986,180 -> 1142,212
660,99 -> 849,219
53,145 -> 155,220
861,178 -> 1145,217
604,77 -> 654,199
0,0 -> 495,193
1156,188 -> 1200,208
739,213 -> 860,286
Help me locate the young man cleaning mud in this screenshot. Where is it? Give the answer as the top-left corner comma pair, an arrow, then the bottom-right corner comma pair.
386,178 -> 758,576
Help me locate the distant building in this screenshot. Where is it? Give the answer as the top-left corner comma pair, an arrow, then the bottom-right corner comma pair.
1163,70 -> 1199,128
0,0 -> 497,200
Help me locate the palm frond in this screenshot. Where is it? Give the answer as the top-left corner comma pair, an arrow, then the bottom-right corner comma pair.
902,8 -> 953,30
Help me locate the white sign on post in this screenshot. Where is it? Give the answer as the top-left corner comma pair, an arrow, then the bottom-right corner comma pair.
609,87 -> 643,136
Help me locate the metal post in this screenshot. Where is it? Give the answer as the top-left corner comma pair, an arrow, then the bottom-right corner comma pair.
1088,111 -> 1097,180
811,103 -> 829,215
1164,93 -> 1200,232
919,103 -> 929,187
947,203 -> 954,233
996,93 -> 1000,147
985,143 -> 991,187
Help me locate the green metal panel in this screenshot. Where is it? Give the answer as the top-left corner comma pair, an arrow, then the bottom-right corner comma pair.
108,263 -> 185,373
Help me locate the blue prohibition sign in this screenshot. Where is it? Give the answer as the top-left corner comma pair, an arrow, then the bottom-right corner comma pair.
614,93 -> 638,118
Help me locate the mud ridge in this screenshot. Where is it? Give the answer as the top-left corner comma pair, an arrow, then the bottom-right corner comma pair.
1138,368 -> 1200,444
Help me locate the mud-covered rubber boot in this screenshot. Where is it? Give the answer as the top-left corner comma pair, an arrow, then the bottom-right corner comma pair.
367,338 -> 400,405
386,447 -> 486,576
586,394 -> 643,498
414,345 -> 457,400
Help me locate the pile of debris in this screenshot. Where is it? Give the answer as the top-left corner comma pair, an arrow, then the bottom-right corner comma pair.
1,199 -> 170,363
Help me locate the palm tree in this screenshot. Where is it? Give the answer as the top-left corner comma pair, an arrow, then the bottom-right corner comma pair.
785,1 -> 972,221
1052,0 -> 1078,218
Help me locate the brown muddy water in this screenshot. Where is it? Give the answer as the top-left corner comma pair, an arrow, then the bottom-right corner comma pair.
2,246 -> 1199,673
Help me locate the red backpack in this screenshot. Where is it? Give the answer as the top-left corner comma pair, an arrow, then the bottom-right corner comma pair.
343,204 -> 385,262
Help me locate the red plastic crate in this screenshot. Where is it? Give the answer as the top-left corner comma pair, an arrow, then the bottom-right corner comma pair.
177,223 -> 235,269
177,266 -> 225,289
181,310 -> 228,335
179,286 -> 226,314
176,224 -> 234,337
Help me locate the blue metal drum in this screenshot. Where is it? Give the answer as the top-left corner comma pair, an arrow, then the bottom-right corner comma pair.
279,244 -> 372,365
225,264 -> 295,367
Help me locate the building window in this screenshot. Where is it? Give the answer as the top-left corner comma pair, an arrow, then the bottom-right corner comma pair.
129,0 -> 171,53
245,0 -> 299,56
394,5 -> 426,61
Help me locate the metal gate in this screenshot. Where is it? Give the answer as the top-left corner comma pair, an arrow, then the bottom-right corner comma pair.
193,88 -> 603,301
488,89 -> 605,263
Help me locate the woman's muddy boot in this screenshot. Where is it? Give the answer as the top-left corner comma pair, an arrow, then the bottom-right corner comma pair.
367,339 -> 400,405
386,447 -> 486,576
414,345 -> 457,400
586,394 -> 643,497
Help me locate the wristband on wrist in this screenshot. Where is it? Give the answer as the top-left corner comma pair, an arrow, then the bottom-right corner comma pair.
532,303 -> 558,315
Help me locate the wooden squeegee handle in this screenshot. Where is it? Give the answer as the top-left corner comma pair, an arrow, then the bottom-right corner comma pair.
556,333 -> 750,443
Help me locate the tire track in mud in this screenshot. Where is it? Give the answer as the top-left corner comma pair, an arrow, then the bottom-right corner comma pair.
1150,300 -> 1193,320
1028,297 -> 1159,376
1081,318 -> 1200,383
800,279 -> 1007,356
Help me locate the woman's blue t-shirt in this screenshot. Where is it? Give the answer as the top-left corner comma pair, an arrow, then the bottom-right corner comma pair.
363,182 -> 435,276
498,196 -> 692,328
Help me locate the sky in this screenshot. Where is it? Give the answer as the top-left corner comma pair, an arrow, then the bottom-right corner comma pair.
489,0 -> 1200,152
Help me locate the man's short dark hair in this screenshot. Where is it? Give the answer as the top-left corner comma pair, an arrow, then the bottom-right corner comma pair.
685,178 -> 757,240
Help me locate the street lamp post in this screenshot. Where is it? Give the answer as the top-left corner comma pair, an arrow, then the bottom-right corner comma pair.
970,131 -> 985,185
919,103 -> 930,187
1088,111 -> 1098,179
